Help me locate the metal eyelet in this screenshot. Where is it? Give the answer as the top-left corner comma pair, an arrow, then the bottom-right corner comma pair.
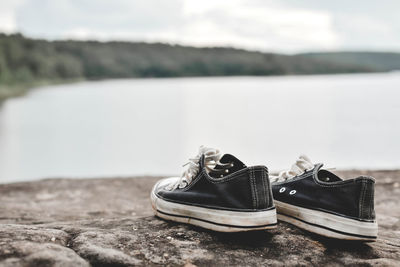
279,187 -> 286,193
289,190 -> 296,195
225,169 -> 229,173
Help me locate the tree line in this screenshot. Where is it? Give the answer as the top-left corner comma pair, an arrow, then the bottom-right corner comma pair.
2,33 -> 398,99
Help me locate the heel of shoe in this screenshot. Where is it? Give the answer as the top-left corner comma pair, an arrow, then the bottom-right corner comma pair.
248,166 -> 274,210
358,177 -> 376,221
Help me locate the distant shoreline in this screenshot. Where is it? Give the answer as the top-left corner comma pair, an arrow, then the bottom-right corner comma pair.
2,70 -> 399,102
0,78 -> 84,100
2,70 -> 400,102
1,33 -> 400,100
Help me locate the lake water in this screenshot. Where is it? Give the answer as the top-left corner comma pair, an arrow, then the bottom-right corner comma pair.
1,73 -> 400,183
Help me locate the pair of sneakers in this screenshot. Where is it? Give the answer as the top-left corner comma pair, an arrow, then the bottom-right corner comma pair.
150,146 -> 378,241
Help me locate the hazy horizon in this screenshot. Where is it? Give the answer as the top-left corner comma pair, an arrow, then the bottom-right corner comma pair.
3,32 -> 400,57
1,0 -> 400,54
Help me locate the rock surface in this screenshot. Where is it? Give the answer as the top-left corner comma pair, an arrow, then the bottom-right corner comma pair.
0,170 -> 399,266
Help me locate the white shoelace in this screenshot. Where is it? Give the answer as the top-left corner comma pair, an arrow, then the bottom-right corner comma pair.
169,146 -> 223,190
270,155 -> 314,183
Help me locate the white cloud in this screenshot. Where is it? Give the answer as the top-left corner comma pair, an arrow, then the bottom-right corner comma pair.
0,0 -> 26,33
177,0 -> 339,52
333,14 -> 400,51
44,0 -> 339,53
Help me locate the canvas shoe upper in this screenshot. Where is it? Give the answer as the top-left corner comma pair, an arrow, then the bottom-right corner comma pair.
270,155 -> 378,241
151,146 -> 277,232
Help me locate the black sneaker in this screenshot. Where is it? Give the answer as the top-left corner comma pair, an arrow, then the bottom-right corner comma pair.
151,146 -> 277,232
270,155 -> 378,241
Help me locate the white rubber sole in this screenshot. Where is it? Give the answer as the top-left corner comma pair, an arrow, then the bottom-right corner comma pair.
151,190 -> 277,232
275,200 -> 378,241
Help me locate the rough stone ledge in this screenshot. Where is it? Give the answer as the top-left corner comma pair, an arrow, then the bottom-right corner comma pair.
0,170 -> 399,266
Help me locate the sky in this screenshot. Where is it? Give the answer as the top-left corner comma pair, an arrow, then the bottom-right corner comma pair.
1,0 -> 399,53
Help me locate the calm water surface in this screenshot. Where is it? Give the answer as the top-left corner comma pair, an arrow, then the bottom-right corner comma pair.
1,73 -> 400,183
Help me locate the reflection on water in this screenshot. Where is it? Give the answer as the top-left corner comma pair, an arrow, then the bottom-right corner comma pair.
1,73 -> 400,183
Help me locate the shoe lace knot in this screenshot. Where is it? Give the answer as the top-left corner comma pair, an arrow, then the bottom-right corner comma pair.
270,155 -> 314,183
169,146 -> 223,190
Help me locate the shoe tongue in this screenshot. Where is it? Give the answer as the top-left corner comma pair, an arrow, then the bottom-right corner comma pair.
315,163 -> 343,182
218,154 -> 247,172
220,153 -> 244,164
